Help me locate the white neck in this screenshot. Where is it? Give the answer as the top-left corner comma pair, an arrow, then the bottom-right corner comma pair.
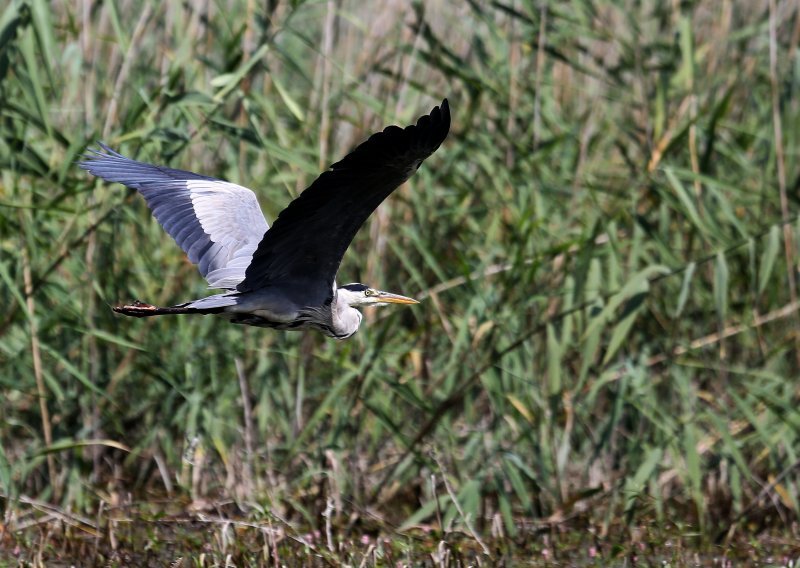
331,297 -> 363,339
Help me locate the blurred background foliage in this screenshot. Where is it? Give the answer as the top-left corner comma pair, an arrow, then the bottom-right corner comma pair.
2,0 -> 800,562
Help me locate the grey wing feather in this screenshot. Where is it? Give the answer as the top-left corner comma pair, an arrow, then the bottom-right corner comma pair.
79,144 -> 269,289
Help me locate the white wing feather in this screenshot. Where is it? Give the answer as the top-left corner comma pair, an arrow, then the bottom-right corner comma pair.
79,146 -> 269,289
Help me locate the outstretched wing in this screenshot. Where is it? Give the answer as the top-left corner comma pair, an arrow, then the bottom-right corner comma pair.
79,144 -> 269,289
238,99 -> 451,304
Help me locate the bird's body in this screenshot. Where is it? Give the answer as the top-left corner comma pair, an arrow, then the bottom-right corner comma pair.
80,99 -> 450,339
119,285 -> 363,339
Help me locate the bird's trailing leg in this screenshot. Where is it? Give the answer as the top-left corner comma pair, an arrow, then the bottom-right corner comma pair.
113,300 -> 195,318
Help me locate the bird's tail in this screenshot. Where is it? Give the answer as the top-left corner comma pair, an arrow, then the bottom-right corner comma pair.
112,300 -> 224,318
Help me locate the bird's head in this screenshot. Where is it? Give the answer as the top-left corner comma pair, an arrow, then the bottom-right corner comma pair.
337,283 -> 419,309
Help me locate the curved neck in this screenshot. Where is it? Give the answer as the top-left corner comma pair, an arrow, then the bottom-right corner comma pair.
331,294 -> 362,339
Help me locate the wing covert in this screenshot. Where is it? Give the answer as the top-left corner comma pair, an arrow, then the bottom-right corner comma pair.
79,145 -> 269,289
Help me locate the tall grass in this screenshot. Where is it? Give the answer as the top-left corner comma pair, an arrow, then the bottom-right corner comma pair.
2,0 -> 800,563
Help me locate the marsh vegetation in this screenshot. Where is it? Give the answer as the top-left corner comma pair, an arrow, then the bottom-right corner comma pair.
2,0 -> 800,564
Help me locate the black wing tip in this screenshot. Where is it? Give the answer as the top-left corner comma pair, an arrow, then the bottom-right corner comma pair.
439,98 -> 450,117
416,97 -> 451,150
435,97 -> 451,138
420,98 -> 450,125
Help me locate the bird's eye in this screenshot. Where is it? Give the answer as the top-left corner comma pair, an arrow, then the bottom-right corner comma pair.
365,289 -> 375,296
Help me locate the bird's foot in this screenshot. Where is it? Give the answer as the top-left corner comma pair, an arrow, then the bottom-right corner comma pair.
113,300 -> 159,317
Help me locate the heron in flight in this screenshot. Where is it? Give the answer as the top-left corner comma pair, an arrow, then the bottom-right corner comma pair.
80,99 -> 450,339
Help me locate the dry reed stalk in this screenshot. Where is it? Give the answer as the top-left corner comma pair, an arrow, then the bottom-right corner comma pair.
21,246 -> 57,501
102,3 -> 154,139
235,357 -> 255,496
432,452 -> 491,558
317,0 -> 337,172
769,0 -> 800,368
532,2 -> 547,151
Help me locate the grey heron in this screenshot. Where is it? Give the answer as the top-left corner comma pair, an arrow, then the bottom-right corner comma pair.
80,99 -> 450,339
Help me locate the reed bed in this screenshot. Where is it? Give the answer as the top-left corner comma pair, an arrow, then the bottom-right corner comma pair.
1,0 -> 800,564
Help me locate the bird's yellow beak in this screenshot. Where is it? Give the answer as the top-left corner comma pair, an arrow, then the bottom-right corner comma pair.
376,291 -> 419,305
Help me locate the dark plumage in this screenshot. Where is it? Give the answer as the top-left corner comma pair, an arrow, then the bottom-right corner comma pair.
240,100 -> 451,305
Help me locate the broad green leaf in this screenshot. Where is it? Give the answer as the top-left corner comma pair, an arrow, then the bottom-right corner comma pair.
674,261 -> 695,318
272,76 -> 305,121
583,264 -> 669,340
212,44 -> 270,102
758,225 -> 780,295
714,251 -> 729,321
624,446 -> 662,513
37,438 -> 131,455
